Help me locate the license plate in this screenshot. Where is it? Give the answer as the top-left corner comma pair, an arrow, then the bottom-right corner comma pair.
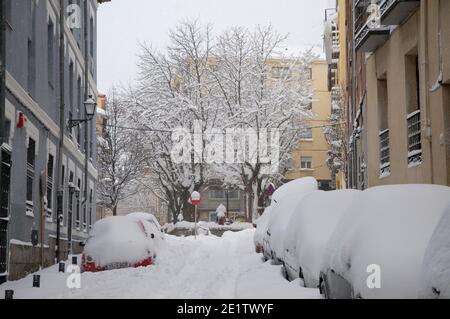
105,262 -> 130,270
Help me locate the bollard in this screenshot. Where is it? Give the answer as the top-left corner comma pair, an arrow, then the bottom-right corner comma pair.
72,256 -> 78,265
59,262 -> 65,273
33,274 -> 40,288
5,290 -> 14,299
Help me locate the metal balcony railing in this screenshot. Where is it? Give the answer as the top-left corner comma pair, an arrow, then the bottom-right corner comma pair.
379,129 -> 391,176
407,110 -> 422,165
380,0 -> 420,26
354,0 -> 391,52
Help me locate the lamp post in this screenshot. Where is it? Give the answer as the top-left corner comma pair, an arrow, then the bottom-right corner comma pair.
62,96 -> 96,257
67,96 -> 97,130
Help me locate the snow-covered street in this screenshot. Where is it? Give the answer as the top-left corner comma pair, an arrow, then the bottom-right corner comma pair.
0,230 -> 320,299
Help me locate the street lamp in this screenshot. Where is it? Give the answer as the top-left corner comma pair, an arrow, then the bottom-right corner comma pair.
67,96 -> 97,129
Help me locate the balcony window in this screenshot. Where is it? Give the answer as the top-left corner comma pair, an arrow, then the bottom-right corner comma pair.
26,138 -> 36,212
407,110 -> 422,166
379,129 -> 391,177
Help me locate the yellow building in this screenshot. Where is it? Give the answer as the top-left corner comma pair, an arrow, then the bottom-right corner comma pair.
355,0 -> 450,187
286,60 -> 333,190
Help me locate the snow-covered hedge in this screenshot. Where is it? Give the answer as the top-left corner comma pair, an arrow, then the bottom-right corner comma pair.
321,185 -> 450,299
162,221 -> 254,233
283,189 -> 360,287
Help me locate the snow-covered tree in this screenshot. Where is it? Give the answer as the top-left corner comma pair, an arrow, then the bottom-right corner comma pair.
211,25 -> 315,221
324,89 -> 348,186
97,91 -> 149,215
124,21 -> 315,222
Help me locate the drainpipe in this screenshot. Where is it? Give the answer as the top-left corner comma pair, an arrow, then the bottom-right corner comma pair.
423,1 -> 435,184
82,0 -> 89,228
351,0 -> 357,189
55,0 -> 66,263
0,0 -> 5,161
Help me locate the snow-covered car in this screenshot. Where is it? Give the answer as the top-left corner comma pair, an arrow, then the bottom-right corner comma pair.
419,204 -> 450,299
127,212 -> 164,240
320,185 -> 450,299
82,216 -> 160,272
263,177 -> 318,263
283,189 -> 360,287
253,206 -> 273,254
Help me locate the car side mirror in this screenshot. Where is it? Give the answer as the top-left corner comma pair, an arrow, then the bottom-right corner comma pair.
151,233 -> 155,239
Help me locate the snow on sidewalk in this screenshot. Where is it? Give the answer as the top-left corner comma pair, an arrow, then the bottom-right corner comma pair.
0,229 -> 320,299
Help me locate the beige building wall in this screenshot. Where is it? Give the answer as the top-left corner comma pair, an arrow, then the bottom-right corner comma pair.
365,2 -> 450,187
286,60 -> 333,188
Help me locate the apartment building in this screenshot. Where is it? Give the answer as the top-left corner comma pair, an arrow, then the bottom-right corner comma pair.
0,0 -> 103,282
326,0 -> 449,189
285,60 -> 333,190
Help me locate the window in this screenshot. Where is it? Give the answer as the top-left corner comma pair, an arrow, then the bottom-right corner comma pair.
88,189 -> 93,227
378,75 -> 390,175
209,189 -> 239,200
26,138 -> 36,207
300,156 -> 313,170
300,127 -> 313,139
69,61 -> 74,112
46,154 -> 54,216
271,66 -> 291,79
89,17 -> 94,58
4,120 -> 11,145
48,21 -> 54,85
405,53 -> 422,165
27,38 -> 35,95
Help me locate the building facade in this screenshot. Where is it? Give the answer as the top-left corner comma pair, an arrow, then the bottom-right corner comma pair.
325,0 -> 449,189
197,179 -> 246,223
285,60 -> 333,190
0,0 -> 102,282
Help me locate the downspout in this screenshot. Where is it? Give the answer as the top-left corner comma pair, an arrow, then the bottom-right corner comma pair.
55,0 -> 66,263
351,0 -> 357,189
82,0 -> 89,226
423,0 -> 436,184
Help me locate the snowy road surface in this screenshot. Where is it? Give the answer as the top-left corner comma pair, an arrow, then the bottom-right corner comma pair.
0,229 -> 320,299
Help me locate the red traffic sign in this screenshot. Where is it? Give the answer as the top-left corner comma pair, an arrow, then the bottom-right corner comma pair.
190,191 -> 201,206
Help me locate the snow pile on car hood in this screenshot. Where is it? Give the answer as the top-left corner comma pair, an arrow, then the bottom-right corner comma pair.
84,216 -> 158,267
253,206 -> 273,248
268,177 -> 318,260
285,189 -> 360,287
322,185 -> 450,299
419,204 -> 450,299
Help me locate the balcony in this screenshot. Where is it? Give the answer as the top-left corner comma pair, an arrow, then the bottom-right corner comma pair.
407,110 -> 422,166
354,0 -> 391,52
379,129 -> 391,177
380,0 -> 420,26
355,21 -> 390,52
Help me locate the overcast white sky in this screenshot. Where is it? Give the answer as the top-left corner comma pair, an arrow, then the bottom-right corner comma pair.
97,0 -> 335,93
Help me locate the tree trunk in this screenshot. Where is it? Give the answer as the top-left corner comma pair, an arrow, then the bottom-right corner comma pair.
113,205 -> 117,216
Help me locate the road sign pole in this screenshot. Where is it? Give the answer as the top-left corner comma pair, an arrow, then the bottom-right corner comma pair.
194,205 -> 197,240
